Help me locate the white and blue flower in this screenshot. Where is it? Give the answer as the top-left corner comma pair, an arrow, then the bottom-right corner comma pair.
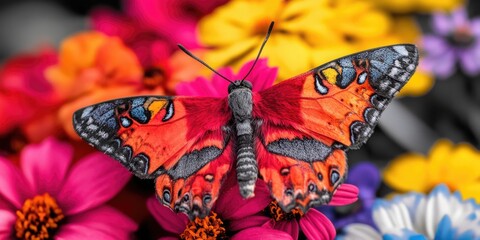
339,184 -> 480,240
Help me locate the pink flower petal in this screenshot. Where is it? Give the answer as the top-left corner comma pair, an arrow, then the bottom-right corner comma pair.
147,197 -> 189,234
269,219 -> 299,240
0,157 -> 31,209
329,184 -> 359,206
214,175 -> 271,220
0,209 -> 15,237
232,227 -> 294,240
57,153 -> 131,215
20,137 -> 73,196
56,206 -> 136,239
300,209 -> 336,240
229,214 -> 270,232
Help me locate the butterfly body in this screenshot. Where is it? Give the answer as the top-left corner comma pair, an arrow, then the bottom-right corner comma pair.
73,44 -> 419,219
227,80 -> 258,198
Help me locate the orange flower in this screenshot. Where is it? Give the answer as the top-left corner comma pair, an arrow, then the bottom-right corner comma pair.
46,31 -> 166,138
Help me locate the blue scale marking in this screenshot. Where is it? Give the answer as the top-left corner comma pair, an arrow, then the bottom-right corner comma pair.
130,106 -> 149,123
339,67 -> 356,88
132,97 -> 146,108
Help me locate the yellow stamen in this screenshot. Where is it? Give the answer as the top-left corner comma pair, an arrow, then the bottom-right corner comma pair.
15,193 -> 64,240
266,200 -> 304,222
180,212 -> 226,240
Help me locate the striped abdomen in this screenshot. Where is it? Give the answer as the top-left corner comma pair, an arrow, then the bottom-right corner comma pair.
235,120 -> 257,198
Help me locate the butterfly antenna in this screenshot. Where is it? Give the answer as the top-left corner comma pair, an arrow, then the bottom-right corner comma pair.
177,44 -> 233,84
241,21 -> 275,83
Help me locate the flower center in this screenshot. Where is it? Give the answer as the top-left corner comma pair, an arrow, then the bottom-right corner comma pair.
266,200 -> 304,222
143,67 -> 166,89
448,25 -> 476,48
15,193 -> 64,240
180,212 -> 227,240
253,19 -> 275,36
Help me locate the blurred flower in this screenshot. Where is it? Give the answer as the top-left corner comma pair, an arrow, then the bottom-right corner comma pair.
147,171 -> 273,239
45,31 -> 167,138
318,163 -> 380,229
0,49 -> 60,143
0,137 -> 135,239
384,139 -> 480,202
176,58 -> 277,97
91,0 -> 230,93
371,0 -> 463,13
91,6 -> 175,69
340,184 -> 480,239
199,0 -> 398,80
264,184 -> 359,240
422,7 -> 480,78
198,0 -> 430,96
124,0 -> 228,49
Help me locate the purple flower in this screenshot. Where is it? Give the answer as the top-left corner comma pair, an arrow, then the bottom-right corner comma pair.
422,7 -> 480,78
317,162 -> 380,230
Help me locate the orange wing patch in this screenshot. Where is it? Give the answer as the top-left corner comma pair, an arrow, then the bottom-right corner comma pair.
255,44 -> 418,213
73,95 -> 232,219
256,138 -> 347,213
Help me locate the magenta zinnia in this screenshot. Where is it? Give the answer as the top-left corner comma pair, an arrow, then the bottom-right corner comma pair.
175,58 -> 277,97
0,137 -> 136,239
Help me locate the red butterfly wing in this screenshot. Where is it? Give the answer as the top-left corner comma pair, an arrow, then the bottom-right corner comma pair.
253,44 -> 419,212
73,96 -> 233,218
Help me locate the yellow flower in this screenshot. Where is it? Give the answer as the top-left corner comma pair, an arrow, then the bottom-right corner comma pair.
372,0 -> 464,13
199,0 -> 431,96
199,0 -> 394,80
384,139 -> 480,202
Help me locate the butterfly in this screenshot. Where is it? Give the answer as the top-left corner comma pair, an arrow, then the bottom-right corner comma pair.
73,42 -> 418,219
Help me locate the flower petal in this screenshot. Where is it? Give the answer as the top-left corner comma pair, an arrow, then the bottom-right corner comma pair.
146,197 -> 188,235
329,184 -> 359,206
372,200 -> 414,234
270,219 -> 299,240
383,153 -> 429,192
458,49 -> 480,75
0,157 -> 31,208
222,183 -> 272,220
0,209 -> 15,237
300,209 -> 336,240
424,185 -> 452,239
20,137 -> 73,196
57,153 -> 131,215
55,206 -> 137,239
232,227 -> 293,240
342,223 -> 382,240
214,174 -> 271,220
229,214 -> 270,233
432,12 -> 453,35
457,182 -> 480,202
